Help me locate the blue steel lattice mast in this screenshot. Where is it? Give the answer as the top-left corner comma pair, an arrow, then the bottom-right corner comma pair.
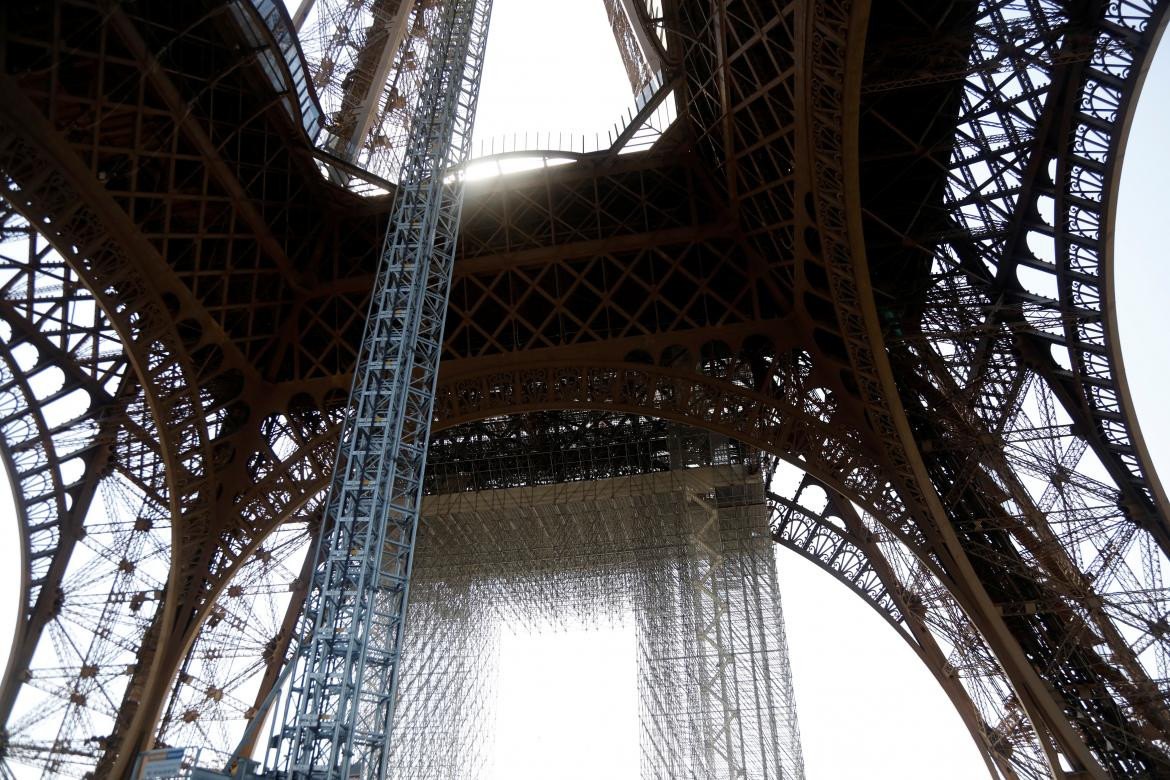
268,0 -> 492,777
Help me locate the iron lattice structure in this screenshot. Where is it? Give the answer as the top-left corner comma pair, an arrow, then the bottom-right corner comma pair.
0,0 -> 1167,778
293,0 -> 449,181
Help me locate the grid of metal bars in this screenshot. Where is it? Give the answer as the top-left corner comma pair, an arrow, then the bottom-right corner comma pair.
383,434 -> 805,780
267,0 -> 491,776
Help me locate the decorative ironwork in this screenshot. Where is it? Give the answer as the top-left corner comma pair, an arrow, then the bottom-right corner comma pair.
0,0 -> 1167,777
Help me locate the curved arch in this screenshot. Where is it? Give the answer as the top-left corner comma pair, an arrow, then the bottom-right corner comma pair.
767,488 -> 905,632
154,517 -> 317,764
812,0 -> 1136,772
0,225 -> 141,747
148,408 -> 341,749
123,392 -> 344,758
0,323 -> 97,719
2,0 -> 1166,775
1083,4 -> 1170,549
430,362 -> 1072,771
182,404 -> 1029,776
0,362 -> 342,776
0,0 -> 347,761
872,0 -> 1170,772
0,150 -> 209,779
0,255 -> 349,777
766,477 -> 1049,779
0,85 -> 266,772
188,399 -> 1048,777
0,356 -> 37,702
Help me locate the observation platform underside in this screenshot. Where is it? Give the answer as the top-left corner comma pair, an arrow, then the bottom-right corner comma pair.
0,0 -> 1168,777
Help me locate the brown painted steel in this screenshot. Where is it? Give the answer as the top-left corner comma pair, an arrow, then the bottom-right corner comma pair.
0,0 -> 1167,777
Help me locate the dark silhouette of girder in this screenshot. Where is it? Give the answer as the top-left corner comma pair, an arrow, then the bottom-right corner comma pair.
0,0 -> 1167,778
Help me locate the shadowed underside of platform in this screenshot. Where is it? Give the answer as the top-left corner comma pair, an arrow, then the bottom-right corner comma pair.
0,0 -> 1168,777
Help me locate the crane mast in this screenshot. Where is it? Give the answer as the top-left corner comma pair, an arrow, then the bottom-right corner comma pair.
266,0 -> 491,776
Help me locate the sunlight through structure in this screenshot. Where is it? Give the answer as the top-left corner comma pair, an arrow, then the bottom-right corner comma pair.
3,0 -> 1170,777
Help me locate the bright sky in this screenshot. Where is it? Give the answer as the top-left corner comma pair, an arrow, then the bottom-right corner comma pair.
1,2 -> 1168,779
491,625 -> 640,780
471,0 -> 632,145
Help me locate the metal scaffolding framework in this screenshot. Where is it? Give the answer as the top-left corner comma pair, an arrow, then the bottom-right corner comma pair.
1,0 -> 1170,777
267,0 -> 491,776
294,0 -> 435,180
386,425 -> 804,780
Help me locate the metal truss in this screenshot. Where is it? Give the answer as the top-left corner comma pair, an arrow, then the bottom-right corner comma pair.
269,0 -> 491,776
769,466 -> 1057,779
0,0 -> 1168,778
294,0 -> 442,181
604,0 -> 663,92
858,0 -> 1170,774
384,580 -> 498,779
0,3 -> 346,774
293,0 -> 669,185
685,489 -> 750,778
279,410 -> 1072,778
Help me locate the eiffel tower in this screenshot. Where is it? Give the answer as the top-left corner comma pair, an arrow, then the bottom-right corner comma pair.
0,0 -> 1167,778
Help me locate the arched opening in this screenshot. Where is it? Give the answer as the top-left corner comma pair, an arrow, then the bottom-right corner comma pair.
406,411 -> 992,778
777,550 -> 987,779
403,412 -> 802,778
298,0 -> 676,188
162,405 -> 996,778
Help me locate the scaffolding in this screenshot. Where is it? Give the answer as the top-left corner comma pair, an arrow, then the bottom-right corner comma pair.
386,415 -> 806,780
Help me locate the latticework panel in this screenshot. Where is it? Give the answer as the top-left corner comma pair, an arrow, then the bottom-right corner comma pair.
0,0 -> 1168,776
859,0 -> 1170,773
396,462 -> 805,780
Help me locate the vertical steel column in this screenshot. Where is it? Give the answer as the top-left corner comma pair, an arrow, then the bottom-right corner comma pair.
685,490 -> 746,780
268,0 -> 491,776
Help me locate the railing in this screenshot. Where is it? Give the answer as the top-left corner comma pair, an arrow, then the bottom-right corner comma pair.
232,0 -> 325,142
321,68 -> 677,196
234,2 -> 674,193
472,70 -> 673,159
